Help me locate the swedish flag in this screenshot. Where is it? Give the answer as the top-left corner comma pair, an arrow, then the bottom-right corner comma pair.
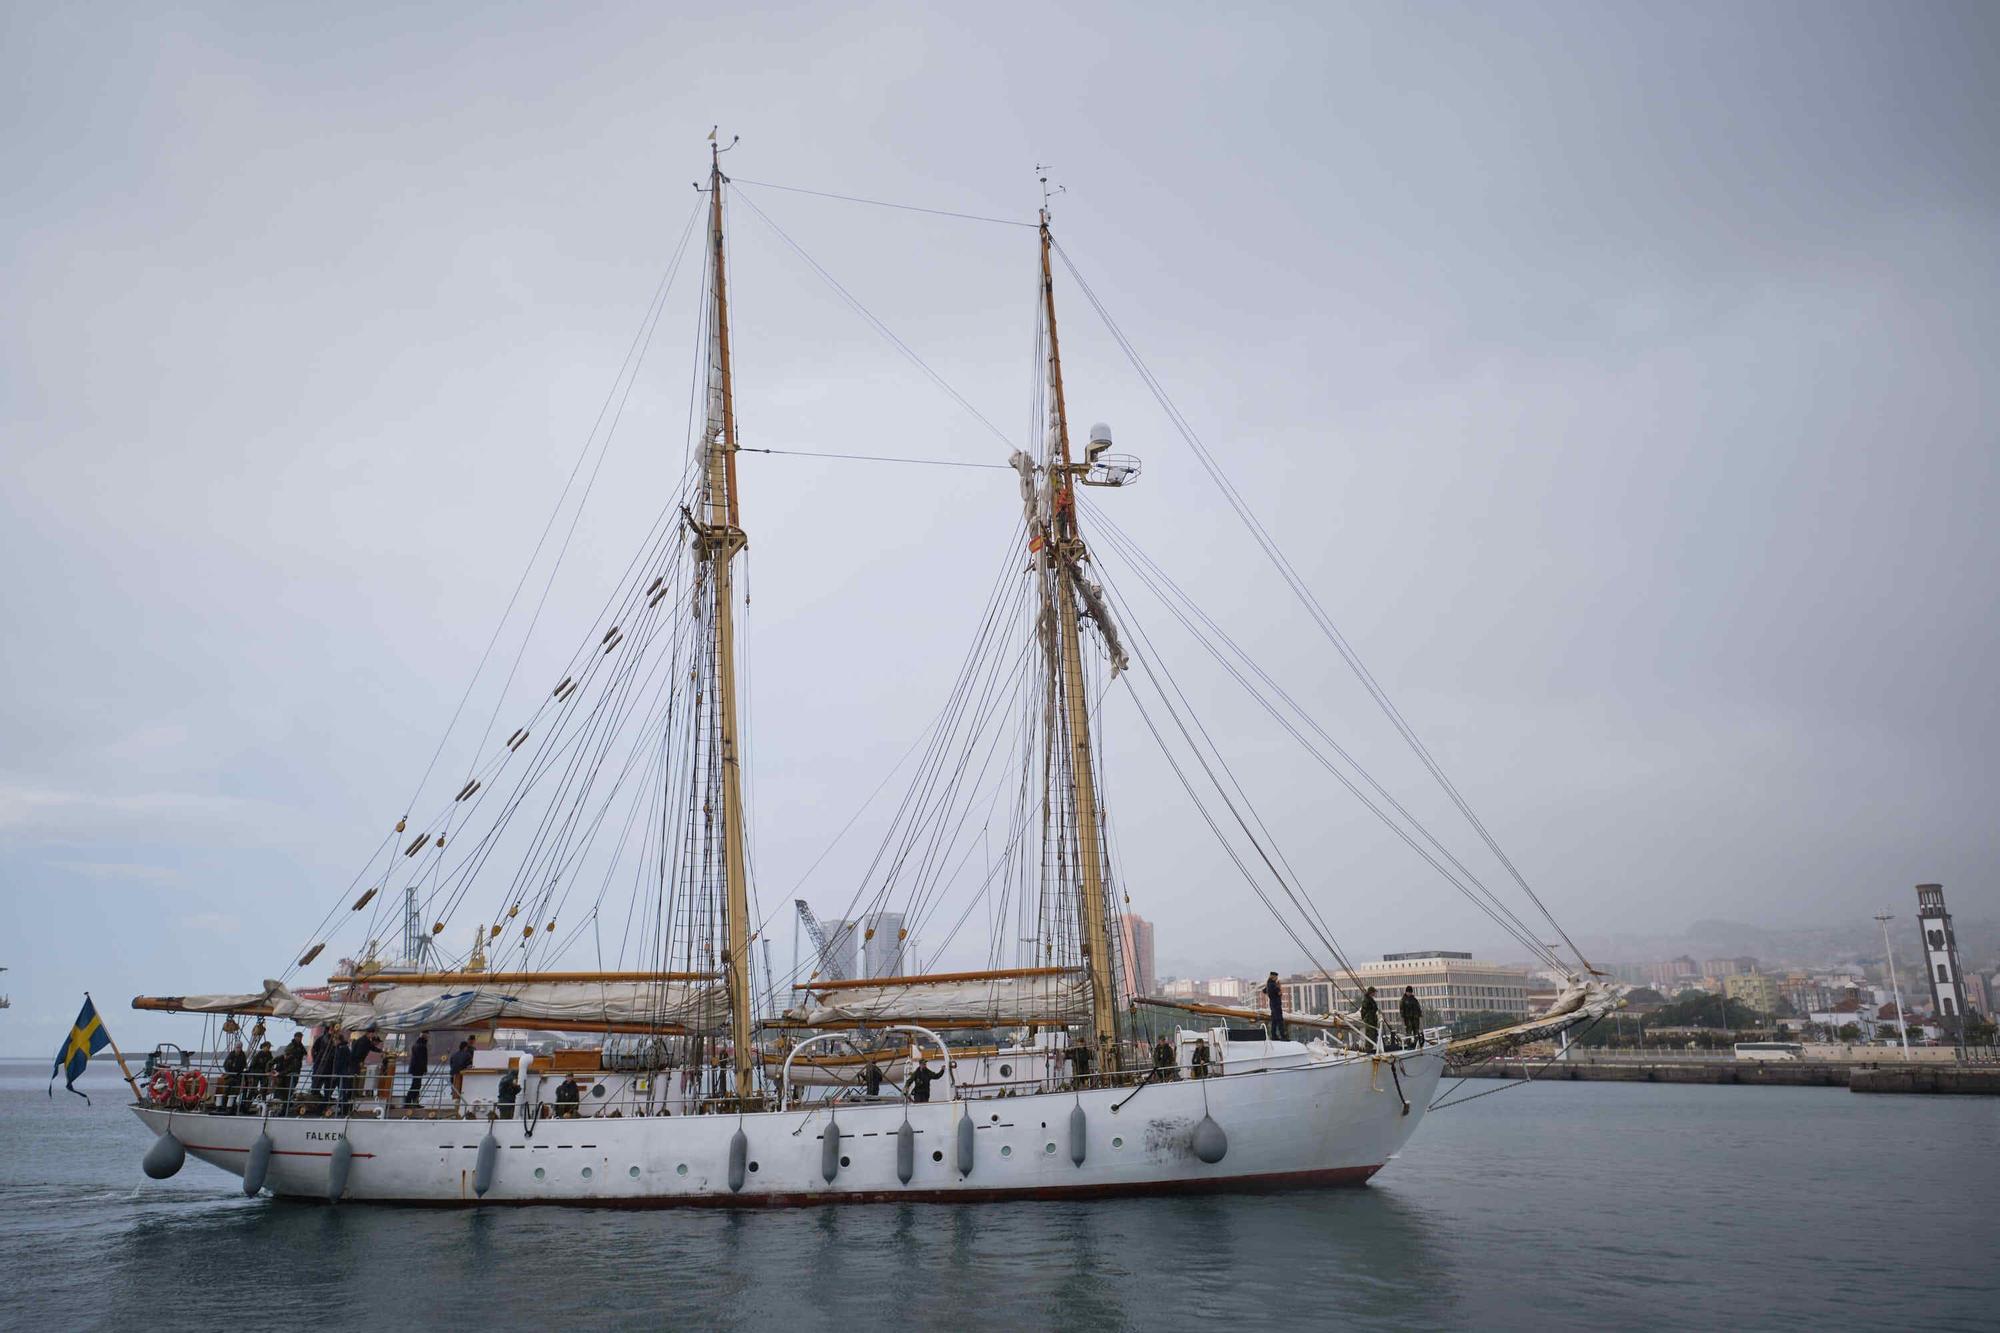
51,996 -> 111,1103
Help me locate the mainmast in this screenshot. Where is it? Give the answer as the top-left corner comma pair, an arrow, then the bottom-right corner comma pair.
1038,205 -> 1122,1070
701,141 -> 755,1102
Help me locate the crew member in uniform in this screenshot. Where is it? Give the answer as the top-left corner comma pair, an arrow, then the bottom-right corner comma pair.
403,1031 -> 430,1108
905,1059 -> 944,1104
1400,985 -> 1424,1046
1264,971 -> 1288,1040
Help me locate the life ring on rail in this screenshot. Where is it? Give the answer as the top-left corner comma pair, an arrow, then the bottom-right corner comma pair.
148,1070 -> 179,1104
177,1070 -> 209,1106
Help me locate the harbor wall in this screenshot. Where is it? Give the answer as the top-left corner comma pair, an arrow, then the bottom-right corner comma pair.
1460,1057 -> 2000,1095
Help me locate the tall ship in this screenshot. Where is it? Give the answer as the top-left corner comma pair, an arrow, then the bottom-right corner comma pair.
128,142 -> 1615,1205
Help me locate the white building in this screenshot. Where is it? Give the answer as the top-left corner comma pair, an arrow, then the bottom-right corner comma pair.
1287,952 -> 1535,1029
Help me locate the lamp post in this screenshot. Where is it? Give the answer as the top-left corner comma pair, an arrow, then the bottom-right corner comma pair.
1875,912 -> 1911,1062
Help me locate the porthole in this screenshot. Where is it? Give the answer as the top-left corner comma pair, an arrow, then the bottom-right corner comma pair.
931,1150 -> 943,1162
1112,1136 -> 1124,1149
533,1167 -> 546,1180
990,1113 -> 1000,1123
749,1161 -> 759,1173
592,1083 -> 607,1098
628,1165 -> 641,1178
840,1155 -> 851,1168
676,1163 -> 688,1176
998,1063 -> 1012,1077
1044,1142 -> 1056,1155
1000,1145 -> 1013,1157
581,1166 -> 593,1179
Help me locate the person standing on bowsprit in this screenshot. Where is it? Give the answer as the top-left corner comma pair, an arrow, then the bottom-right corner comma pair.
1264,971 -> 1288,1040
1400,986 -> 1424,1047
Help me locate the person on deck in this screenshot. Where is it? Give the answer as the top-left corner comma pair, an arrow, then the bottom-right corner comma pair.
496,1063 -> 521,1120
218,1039 -> 247,1113
1400,986 -> 1424,1046
1065,1043 -> 1094,1086
554,1074 -> 581,1117
448,1038 -> 475,1103
276,1032 -> 306,1114
329,1035 -> 356,1114
1190,1038 -> 1211,1079
1359,986 -> 1381,1051
310,1026 -> 338,1102
905,1060 -> 943,1104
1264,971 -> 1288,1040
861,1059 -> 886,1099
245,1041 -> 274,1114
403,1031 -> 430,1108
345,1028 -> 381,1110
1152,1036 -> 1178,1081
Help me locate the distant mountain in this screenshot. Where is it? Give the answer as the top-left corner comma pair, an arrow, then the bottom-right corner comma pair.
1569,916 -> 1998,972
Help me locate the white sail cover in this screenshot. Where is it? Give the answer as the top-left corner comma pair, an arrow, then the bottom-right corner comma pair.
784,974 -> 1089,1028
1447,978 -> 1626,1058
156,979 -> 726,1033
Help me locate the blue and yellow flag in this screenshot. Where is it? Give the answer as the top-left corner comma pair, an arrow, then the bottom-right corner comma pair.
51,996 -> 111,1103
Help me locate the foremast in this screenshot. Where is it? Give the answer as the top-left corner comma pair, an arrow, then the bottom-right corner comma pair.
1037,207 -> 1122,1071
699,144 -> 756,1102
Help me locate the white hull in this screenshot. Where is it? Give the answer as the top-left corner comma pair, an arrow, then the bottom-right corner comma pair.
133,1049 -> 1444,1205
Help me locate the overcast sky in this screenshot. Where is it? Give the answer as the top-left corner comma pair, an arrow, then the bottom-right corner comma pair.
4,2 -> 1996,1052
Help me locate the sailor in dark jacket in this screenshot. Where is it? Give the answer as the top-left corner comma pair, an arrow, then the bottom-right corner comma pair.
1400,986 -> 1424,1046
448,1039 -> 475,1103
275,1033 -> 306,1113
496,1064 -> 522,1120
330,1036 -> 357,1113
245,1041 -> 274,1114
310,1027 -> 337,1100
1359,986 -> 1381,1050
403,1032 -> 430,1107
219,1041 -> 247,1112
905,1061 -> 943,1104
1264,971 -> 1288,1040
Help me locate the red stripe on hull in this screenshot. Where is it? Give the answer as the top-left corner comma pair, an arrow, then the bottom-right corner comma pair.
278,1163 -> 1382,1209
185,1145 -> 377,1159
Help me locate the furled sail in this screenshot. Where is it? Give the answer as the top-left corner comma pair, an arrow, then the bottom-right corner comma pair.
782,968 -> 1088,1028
1445,978 -> 1626,1061
135,978 -> 727,1033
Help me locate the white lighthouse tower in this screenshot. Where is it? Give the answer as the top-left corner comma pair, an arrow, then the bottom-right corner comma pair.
1915,883 -> 1970,1056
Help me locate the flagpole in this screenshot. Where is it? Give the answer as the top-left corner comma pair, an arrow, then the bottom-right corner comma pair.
89,992 -> 144,1102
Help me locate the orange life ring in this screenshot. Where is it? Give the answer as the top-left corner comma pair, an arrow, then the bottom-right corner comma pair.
148,1070 -> 178,1104
177,1070 -> 209,1105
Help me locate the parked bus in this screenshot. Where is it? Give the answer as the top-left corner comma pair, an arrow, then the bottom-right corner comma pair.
1733,1041 -> 1803,1062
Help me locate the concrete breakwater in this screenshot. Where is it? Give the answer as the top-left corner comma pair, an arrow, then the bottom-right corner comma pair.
1459,1058 -> 2000,1094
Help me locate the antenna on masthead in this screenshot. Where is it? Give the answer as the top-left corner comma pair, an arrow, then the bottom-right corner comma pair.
1034,163 -> 1065,218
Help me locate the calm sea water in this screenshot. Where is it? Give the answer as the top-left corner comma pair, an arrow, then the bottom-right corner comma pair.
1,1058 -> 1992,1330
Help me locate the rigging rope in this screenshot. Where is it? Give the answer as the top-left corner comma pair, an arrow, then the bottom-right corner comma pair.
739,445 -> 1010,471
1050,236 -> 1594,976
732,177 -> 1037,229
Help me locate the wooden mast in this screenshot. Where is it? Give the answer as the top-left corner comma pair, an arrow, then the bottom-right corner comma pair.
1039,205 -> 1122,1070
704,141 -> 756,1102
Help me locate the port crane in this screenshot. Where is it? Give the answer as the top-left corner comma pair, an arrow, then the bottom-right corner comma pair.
794,900 -> 847,982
